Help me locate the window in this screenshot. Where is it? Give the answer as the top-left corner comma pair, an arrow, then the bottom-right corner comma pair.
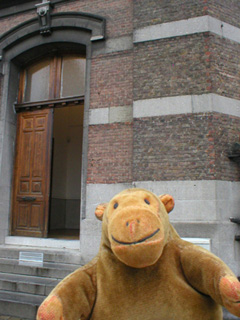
24,58 -> 51,102
60,56 -> 85,98
18,55 -> 86,104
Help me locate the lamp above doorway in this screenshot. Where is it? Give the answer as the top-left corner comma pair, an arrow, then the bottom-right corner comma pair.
36,0 -> 53,36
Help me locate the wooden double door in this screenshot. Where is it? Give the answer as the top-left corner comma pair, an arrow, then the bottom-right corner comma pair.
11,109 -> 53,238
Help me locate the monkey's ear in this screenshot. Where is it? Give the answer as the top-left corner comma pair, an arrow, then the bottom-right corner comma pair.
159,194 -> 175,213
95,203 -> 108,221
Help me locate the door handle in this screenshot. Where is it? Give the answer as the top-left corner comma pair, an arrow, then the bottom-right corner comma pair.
20,196 -> 36,202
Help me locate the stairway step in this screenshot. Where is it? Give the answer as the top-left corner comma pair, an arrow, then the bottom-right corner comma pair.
0,300 -> 38,319
0,279 -> 55,296
0,246 -> 83,318
0,290 -> 44,319
0,245 -> 83,265
0,272 -> 59,295
0,290 -> 43,305
0,258 -> 78,279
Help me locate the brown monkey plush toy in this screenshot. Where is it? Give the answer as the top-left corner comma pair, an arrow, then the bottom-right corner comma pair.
37,188 -> 240,320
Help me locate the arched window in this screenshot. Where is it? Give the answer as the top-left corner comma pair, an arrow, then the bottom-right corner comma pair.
11,54 -> 86,239
17,55 -> 86,106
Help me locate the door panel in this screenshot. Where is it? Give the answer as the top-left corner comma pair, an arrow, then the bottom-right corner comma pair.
17,204 -> 29,227
11,109 -> 53,237
20,131 -> 32,177
30,203 -> 43,228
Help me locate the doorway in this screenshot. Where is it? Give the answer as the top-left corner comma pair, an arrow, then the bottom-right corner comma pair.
11,104 -> 84,239
49,105 -> 83,239
10,54 -> 86,239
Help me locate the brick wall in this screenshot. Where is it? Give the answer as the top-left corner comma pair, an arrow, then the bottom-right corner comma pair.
210,36 -> 240,100
87,123 -> 133,184
0,0 -> 240,185
133,33 -> 211,101
133,33 -> 240,101
90,51 -> 133,109
133,113 -> 240,181
208,0 -> 240,29
56,0 -> 133,38
133,0 -> 240,30
0,11 -> 35,34
134,0 -> 206,30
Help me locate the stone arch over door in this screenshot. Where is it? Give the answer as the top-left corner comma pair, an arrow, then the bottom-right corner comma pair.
0,12 -> 105,242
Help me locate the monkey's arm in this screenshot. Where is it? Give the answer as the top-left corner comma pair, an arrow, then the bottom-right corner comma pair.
180,242 -> 240,317
37,259 -> 97,320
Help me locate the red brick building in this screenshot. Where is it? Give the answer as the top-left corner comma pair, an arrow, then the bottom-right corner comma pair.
0,1 -> 240,317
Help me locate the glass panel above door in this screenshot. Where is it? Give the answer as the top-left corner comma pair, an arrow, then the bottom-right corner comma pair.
24,58 -> 51,102
19,55 -> 86,105
60,56 -> 86,98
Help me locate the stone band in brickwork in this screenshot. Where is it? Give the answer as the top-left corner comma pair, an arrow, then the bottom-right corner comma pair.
134,16 -> 240,44
89,105 -> 133,125
92,36 -> 133,57
84,180 -> 240,273
88,94 -> 240,125
85,180 -> 240,222
133,94 -> 240,119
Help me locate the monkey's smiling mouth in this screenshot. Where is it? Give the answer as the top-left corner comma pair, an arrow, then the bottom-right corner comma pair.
112,228 -> 160,245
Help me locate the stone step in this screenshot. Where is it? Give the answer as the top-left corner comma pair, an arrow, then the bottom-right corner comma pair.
0,258 -> 78,279
0,245 -> 83,265
0,246 -> 83,318
0,290 -> 43,319
0,272 -> 59,296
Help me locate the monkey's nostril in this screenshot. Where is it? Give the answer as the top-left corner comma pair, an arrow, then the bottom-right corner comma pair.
126,220 -> 140,227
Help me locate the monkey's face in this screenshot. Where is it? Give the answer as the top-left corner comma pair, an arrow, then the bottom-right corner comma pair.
96,189 -> 174,268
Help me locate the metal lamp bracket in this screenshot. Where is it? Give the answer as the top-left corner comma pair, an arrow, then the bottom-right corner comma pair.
36,0 -> 53,36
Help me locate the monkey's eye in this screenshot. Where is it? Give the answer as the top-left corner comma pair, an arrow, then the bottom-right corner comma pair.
144,199 -> 150,205
114,202 -> 119,209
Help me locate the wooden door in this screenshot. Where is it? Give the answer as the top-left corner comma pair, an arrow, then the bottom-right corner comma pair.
11,109 -> 53,237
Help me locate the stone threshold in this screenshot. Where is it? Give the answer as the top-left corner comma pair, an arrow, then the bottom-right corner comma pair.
4,236 -> 80,250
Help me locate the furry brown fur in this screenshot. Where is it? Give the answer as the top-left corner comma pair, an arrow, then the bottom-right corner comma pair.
37,188 -> 240,320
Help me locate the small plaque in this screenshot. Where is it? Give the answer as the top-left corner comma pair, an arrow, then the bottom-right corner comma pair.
19,251 -> 44,266
182,238 -> 211,251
